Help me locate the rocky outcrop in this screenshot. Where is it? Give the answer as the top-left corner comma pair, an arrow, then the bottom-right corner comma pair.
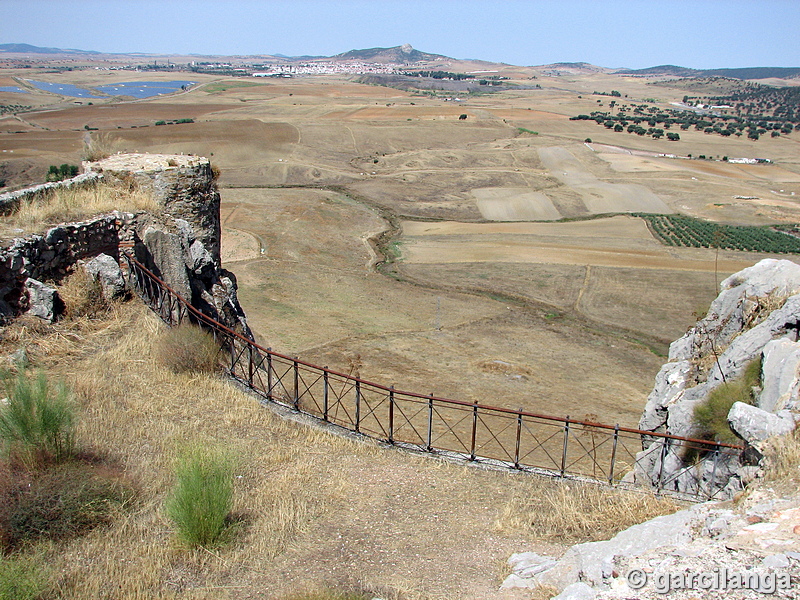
85,153 -> 221,263
503,487 -> 800,598
636,259 -> 800,496
1,153 -> 250,335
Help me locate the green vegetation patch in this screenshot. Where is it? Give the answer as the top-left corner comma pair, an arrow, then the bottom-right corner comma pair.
638,213 -> 800,254
166,446 -> 235,549
0,371 -> 75,469
693,358 -> 761,444
0,554 -> 47,600
204,81 -> 267,93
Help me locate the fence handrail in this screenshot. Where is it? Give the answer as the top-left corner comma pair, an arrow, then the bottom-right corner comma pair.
122,252 -> 744,453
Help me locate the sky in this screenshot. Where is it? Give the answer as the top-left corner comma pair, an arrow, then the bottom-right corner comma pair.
2,0 -> 799,70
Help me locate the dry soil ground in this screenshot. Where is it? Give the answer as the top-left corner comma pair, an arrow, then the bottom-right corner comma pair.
4,68 -> 800,428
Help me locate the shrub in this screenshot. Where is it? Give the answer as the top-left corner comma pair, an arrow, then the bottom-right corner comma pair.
0,371 -> 75,469
693,358 -> 761,444
0,554 -> 47,600
5,461 -> 132,548
166,446 -> 234,548
156,324 -> 220,374
82,132 -> 118,162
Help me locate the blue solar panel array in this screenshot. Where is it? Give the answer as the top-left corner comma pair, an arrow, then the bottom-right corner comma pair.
0,86 -> 30,94
94,81 -> 196,99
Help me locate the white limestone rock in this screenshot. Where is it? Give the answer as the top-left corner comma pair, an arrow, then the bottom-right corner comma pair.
728,402 -> 797,447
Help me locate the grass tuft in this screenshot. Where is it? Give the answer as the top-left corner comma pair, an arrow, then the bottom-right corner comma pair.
58,268 -> 109,319
166,445 -> 234,549
0,553 -> 47,600
693,358 -> 761,444
7,181 -> 157,232
82,132 -> 119,162
762,427 -> 800,482
495,480 -> 680,542
156,323 -> 221,374
0,371 -> 75,469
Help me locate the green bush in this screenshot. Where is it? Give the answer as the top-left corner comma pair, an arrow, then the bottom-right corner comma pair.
693,358 -> 761,444
0,371 -> 75,468
0,554 -> 47,600
166,446 -> 234,548
156,324 -> 220,374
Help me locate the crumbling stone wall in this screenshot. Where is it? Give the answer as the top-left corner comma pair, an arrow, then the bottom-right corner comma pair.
0,172 -> 102,215
0,213 -> 132,318
1,153 -> 250,336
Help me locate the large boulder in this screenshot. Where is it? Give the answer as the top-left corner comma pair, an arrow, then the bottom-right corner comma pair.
728,402 -> 797,448
24,277 -> 63,322
84,253 -> 126,300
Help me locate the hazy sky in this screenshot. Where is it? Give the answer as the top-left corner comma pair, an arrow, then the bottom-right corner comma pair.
2,0 -> 798,69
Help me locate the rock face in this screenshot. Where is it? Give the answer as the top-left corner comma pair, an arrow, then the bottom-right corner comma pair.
503,487 -> 800,598
637,259 -> 800,497
2,153 -> 250,336
85,153 -> 221,262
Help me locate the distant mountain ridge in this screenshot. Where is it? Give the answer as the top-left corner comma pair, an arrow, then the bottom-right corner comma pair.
615,64 -> 800,80
333,44 -> 449,63
0,43 -> 98,54
2,43 -> 798,79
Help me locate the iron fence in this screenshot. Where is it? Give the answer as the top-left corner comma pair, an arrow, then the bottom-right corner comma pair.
123,253 -> 744,500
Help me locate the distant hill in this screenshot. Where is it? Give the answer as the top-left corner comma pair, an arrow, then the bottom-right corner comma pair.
0,43 -> 98,54
615,65 -> 800,80
333,44 -> 449,63
538,62 -> 612,73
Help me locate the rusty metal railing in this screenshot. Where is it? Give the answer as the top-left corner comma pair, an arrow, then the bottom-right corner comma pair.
122,253 -> 744,500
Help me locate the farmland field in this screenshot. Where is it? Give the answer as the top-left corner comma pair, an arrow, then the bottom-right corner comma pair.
4,65 -> 800,428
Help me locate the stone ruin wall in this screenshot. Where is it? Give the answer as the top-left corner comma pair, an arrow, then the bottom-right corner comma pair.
0,153 -> 249,335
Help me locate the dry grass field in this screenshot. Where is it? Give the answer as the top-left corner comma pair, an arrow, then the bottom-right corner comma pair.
3,66 -> 800,429
0,294 -> 683,599
3,58 -> 800,599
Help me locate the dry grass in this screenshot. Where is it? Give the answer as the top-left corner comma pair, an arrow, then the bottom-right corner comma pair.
5,181 -> 157,232
155,323 -> 221,374
762,427 -> 800,482
58,268 -> 110,319
0,299 -> 691,599
495,479 -> 682,543
82,132 -> 120,162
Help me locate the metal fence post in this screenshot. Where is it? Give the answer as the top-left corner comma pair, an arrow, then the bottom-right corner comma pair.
354,380 -> 361,432
561,416 -> 570,478
388,386 -> 395,444
247,344 -> 254,387
293,358 -> 299,411
266,349 -> 273,400
657,437 -> 669,494
514,408 -> 523,469
470,401 -> 478,461
323,368 -> 329,422
426,394 -> 434,452
708,447 -> 721,499
609,424 -> 620,484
